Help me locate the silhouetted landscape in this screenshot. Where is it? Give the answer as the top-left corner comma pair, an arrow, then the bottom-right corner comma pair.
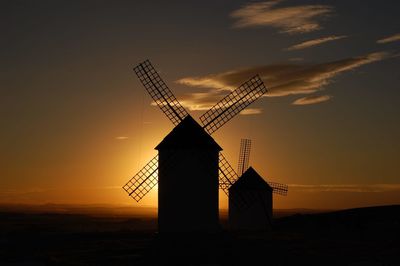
2,1 -> 400,265
1,204 -> 399,265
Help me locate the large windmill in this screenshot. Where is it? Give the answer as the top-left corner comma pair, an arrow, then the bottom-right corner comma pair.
123,60 -> 267,234
229,139 -> 288,231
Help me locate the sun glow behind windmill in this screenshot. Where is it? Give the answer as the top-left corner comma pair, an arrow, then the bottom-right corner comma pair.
123,60 -> 267,233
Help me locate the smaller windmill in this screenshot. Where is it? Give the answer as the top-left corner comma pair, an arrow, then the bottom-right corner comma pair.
229,139 -> 288,231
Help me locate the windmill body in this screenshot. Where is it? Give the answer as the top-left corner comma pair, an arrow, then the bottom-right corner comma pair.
227,139 -> 288,231
229,167 -> 273,231
156,116 -> 221,233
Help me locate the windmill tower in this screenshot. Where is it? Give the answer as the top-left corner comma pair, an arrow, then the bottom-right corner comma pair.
155,116 -> 221,233
123,60 -> 267,234
229,139 -> 288,231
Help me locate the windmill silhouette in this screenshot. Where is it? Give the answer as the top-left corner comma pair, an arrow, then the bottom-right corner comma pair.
123,60 -> 267,234
229,139 -> 288,231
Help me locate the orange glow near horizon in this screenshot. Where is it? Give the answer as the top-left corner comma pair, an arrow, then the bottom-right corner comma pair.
2,110 -> 400,211
2,103 -> 400,211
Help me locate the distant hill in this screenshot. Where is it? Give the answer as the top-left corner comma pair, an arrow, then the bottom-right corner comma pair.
0,203 -> 157,217
274,205 -> 400,238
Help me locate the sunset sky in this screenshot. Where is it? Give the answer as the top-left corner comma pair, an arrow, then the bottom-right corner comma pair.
1,0 -> 399,210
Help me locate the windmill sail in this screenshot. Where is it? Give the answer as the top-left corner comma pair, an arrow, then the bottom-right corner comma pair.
238,139 -> 251,176
126,60 -> 191,201
218,153 -> 240,193
268,181 -> 288,196
134,60 -> 189,125
123,155 -> 159,202
123,150 -> 185,202
200,75 -> 267,135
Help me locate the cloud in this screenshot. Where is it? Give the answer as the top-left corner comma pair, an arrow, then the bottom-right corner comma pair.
151,90 -> 224,111
289,57 -> 304,62
179,91 -> 225,111
289,184 -> 400,193
230,0 -> 333,34
377,33 -> 400,44
115,136 -> 129,140
239,108 -> 263,115
177,52 -> 390,105
150,91 -> 263,116
292,95 -> 332,105
287,35 -> 347,51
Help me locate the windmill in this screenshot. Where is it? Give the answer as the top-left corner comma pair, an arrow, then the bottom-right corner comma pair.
123,60 -> 267,234
229,139 -> 288,231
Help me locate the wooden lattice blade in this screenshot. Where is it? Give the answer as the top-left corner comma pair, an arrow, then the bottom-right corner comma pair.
219,152 -> 252,209
268,181 -> 289,196
237,138 -> 251,176
123,155 -> 159,202
133,60 -> 189,125
200,75 -> 267,135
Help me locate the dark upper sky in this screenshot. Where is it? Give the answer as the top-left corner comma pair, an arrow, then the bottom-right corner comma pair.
1,0 -> 399,209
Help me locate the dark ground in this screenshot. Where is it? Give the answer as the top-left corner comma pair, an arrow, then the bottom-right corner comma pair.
0,205 -> 399,265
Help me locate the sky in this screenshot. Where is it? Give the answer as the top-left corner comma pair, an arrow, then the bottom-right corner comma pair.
1,0 -> 399,210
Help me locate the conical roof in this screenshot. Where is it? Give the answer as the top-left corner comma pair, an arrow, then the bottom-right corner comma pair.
229,167 -> 272,191
155,115 -> 222,151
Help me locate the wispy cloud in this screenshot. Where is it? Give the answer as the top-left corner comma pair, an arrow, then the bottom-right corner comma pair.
240,108 -> 263,115
177,52 -> 390,111
179,91 -> 224,111
377,33 -> 400,44
231,0 -> 334,34
289,57 -> 304,62
115,136 -> 129,140
150,90 -> 263,116
293,95 -> 332,105
287,35 -> 347,51
151,91 -> 226,111
289,184 -> 400,193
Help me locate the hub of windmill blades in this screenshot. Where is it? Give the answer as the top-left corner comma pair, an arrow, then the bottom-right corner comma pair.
123,60 -> 267,208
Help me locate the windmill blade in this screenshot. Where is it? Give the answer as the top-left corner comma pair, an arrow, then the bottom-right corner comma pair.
200,75 -> 267,135
123,155 -> 159,202
268,181 -> 288,196
218,153 -> 250,209
238,139 -> 251,176
134,60 -> 189,125
218,152 -> 240,193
